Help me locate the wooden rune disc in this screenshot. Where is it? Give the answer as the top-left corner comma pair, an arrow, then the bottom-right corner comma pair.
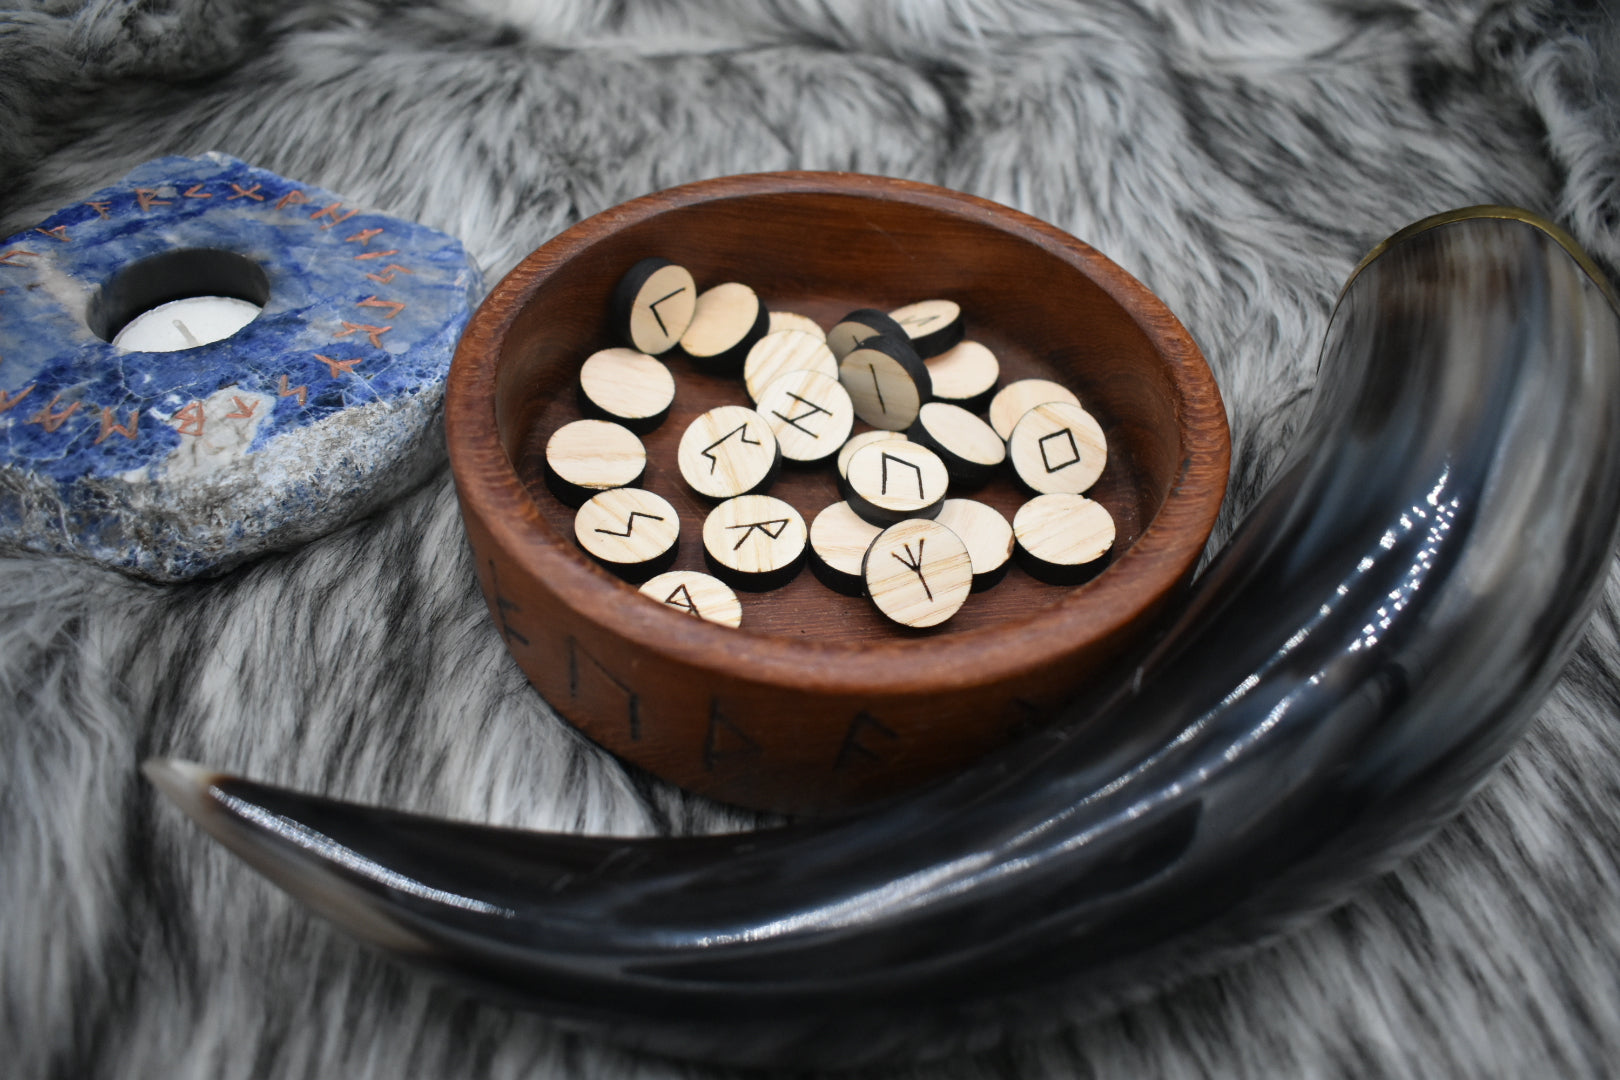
826,308 -> 909,361
888,298 -> 964,358
907,401 -> 1006,488
862,517 -> 974,628
677,404 -> 781,499
808,500 -> 884,596
1013,492 -> 1116,585
679,281 -> 769,374
933,498 -> 1014,591
1008,400 -> 1108,495
768,310 -> 825,339
836,428 -> 909,479
702,494 -> 808,591
988,377 -> 1082,441
578,347 -> 676,433
743,329 -> 838,404
574,487 -> 680,581
838,334 -> 931,431
924,339 -> 1000,411
610,257 -> 697,355
756,369 -> 855,465
638,570 -> 742,628
842,440 -> 948,525
543,418 -> 647,507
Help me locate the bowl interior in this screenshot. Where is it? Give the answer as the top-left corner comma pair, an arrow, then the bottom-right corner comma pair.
487,180 -> 1202,649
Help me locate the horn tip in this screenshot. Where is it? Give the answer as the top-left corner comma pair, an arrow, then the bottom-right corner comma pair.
142,757 -> 231,817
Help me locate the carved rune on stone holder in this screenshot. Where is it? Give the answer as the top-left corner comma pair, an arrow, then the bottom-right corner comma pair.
0,153 -> 482,581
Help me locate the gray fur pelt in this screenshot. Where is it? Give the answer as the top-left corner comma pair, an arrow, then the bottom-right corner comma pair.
3,1 -> 1619,1076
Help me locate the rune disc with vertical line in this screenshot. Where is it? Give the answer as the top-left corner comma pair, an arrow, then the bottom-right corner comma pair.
702,494 -> 807,591
574,487 -> 680,581
756,369 -> 854,464
863,517 -> 973,628
838,335 -> 931,431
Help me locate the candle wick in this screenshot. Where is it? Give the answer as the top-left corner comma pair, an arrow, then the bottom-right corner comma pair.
172,318 -> 202,349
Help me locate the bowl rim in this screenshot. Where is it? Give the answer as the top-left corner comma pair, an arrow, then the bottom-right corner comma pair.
447,171 -> 1229,699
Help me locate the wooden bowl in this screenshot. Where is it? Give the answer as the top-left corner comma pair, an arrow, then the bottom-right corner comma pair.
446,173 -> 1229,815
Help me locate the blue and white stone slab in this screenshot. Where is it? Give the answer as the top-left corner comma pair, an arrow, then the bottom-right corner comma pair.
0,153 -> 482,580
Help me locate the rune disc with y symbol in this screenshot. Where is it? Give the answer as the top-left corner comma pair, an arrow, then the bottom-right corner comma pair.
863,517 -> 973,628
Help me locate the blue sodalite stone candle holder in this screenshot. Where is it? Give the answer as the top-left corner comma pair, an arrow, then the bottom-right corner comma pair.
0,152 -> 481,581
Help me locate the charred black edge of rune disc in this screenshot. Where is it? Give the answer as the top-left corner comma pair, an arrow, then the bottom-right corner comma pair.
609,256 -> 687,355
902,306 -> 966,359
828,308 -> 910,360
683,290 -> 769,377
906,406 -> 1002,490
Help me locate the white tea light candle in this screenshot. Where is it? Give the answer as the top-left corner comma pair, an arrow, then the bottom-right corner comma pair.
112,295 -> 262,353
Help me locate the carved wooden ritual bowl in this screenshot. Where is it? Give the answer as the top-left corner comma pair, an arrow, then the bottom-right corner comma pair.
445,172 -> 1229,814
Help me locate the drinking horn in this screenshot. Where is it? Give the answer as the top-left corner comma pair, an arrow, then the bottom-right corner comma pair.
146,208 -> 1620,1068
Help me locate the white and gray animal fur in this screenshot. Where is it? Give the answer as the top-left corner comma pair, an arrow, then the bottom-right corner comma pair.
3,1 -> 1618,1076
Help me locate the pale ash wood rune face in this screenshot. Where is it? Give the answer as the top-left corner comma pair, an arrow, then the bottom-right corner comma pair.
756,369 -> 854,464
924,339 -> 1000,409
827,308 -> 909,361
677,404 -> 780,499
575,487 -> 680,580
679,281 -> 768,372
578,347 -> 676,432
838,335 -> 931,431
1013,492 -> 1116,585
768,310 -> 825,340
836,428 -> 909,480
908,401 -> 1006,487
1008,400 -> 1108,495
612,258 -> 697,355
888,298 -> 964,358
842,440 -> 948,525
933,498 -> 1014,590
743,329 -> 838,404
543,418 -> 647,506
863,517 -> 974,628
808,500 -> 884,596
988,377 -> 1082,441
702,494 -> 808,591
638,569 -> 743,628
